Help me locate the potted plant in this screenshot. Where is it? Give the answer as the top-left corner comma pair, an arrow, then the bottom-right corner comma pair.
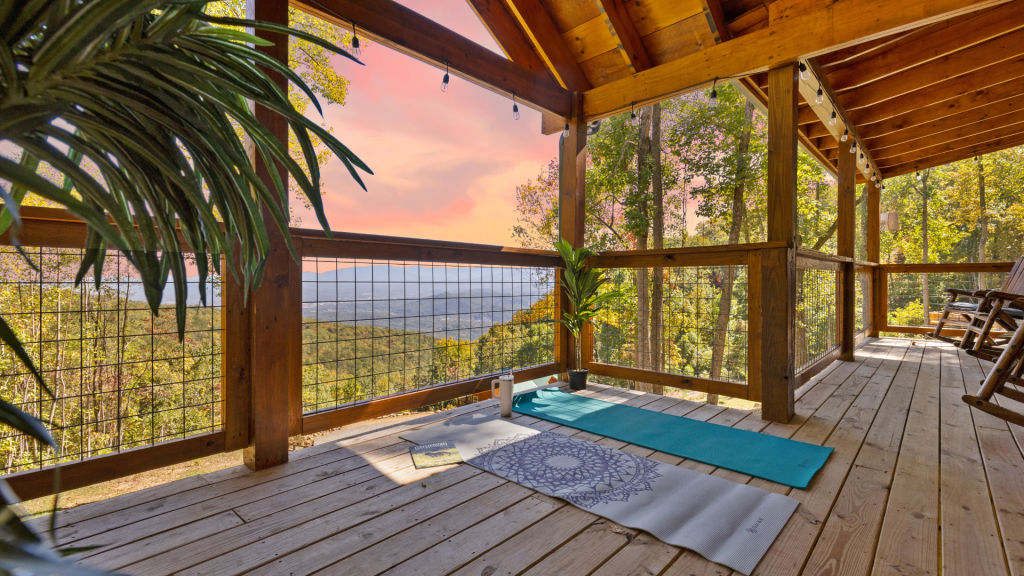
553,239 -> 622,390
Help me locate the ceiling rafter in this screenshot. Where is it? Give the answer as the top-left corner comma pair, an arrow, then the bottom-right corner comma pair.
827,2 -> 1024,91
870,109 -> 1024,160
466,0 -> 550,75
595,0 -> 653,73
701,0 -> 732,44
857,86 -> 1024,141
862,94 -> 1024,151
293,0 -> 571,116
881,131 -> 1024,176
504,0 -> 593,91
876,122 -> 1024,167
580,0 -> 1008,122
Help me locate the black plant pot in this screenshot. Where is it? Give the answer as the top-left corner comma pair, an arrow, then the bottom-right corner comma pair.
568,369 -> 589,391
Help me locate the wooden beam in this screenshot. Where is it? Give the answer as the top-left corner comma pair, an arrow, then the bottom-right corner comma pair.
586,363 -> 751,399
581,0 -> 1009,121
5,433 -> 225,502
880,262 -> 1014,272
595,0 -> 653,72
762,63 -> 799,423
558,93 -> 587,373
505,0 -> 593,91
867,183 -> 880,337
245,0 -> 292,471
294,0 -> 570,116
466,0 -> 549,74
872,108 -> 1024,160
700,0 -> 732,44
827,1 -> 1024,90
836,26 -> 1024,112
863,92 -> 1024,150
876,123 -> 1024,168
881,131 -> 1024,176
854,77 -> 1024,142
838,144 -> 857,361
222,254 -> 251,452
300,237 -> 562,268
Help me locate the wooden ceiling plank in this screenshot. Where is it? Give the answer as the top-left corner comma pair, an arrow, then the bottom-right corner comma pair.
880,131 -> 1024,176
625,0 -> 705,37
876,122 -> 1024,166
596,0 -> 654,72
293,0 -> 570,116
818,22 -> 950,71
872,108 -> 1024,160
582,0 -> 1008,122
506,0 -> 593,91
848,54 -> 1024,127
466,0 -> 549,74
865,93 -> 1024,149
828,0 -> 1024,91
837,26 -> 1024,111
855,78 -> 1024,140
700,0 -> 732,44
725,4 -> 768,36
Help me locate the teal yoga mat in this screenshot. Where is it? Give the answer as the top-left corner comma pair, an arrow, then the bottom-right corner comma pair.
512,389 -> 832,489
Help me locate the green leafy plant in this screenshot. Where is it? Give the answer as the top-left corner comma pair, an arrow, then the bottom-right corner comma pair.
552,238 -> 622,370
0,1 -> 370,572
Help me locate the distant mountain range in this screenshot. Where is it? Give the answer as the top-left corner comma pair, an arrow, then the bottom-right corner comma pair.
146,264 -> 554,340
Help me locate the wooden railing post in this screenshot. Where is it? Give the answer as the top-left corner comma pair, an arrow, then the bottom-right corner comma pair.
558,92 -> 586,376
761,63 -> 799,422
868,181 -> 882,336
838,138 -> 856,360
222,254 -> 251,452
244,0 -> 293,470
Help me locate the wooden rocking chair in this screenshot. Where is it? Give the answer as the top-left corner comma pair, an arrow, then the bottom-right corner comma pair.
962,293 -> 1024,428
929,257 -> 1024,347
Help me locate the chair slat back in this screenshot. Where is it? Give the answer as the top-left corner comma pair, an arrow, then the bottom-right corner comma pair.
1002,257 -> 1024,295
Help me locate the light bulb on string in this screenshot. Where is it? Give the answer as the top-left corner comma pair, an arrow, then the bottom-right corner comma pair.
917,171 -> 922,181
859,153 -> 865,164
815,88 -> 824,104
349,21 -> 361,59
563,122 -> 570,138
630,102 -> 637,125
799,62 -> 810,80
512,92 -> 520,120
841,128 -> 849,142
709,78 -> 719,108
850,140 -> 856,154
871,171 -> 876,181
876,181 -> 881,189
440,62 -> 449,92
829,110 -> 838,126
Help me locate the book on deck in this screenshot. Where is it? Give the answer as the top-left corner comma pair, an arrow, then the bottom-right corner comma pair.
410,440 -> 463,468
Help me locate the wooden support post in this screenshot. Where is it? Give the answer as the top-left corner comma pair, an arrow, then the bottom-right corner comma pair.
557,93 -> 586,376
244,0 -> 293,470
838,141 -> 856,361
221,254 -> 251,452
868,182 -> 882,337
761,63 -> 798,423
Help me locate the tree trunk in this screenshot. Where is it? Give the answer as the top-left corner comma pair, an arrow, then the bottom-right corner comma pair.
708,101 -> 755,405
635,107 -> 652,391
649,104 -> 665,395
977,156 -> 988,290
921,171 -> 930,325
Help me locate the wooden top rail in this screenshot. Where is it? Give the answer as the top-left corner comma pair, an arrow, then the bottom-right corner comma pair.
297,233 -> 562,268
880,262 -> 1015,273
593,241 -> 786,268
0,205 -> 196,251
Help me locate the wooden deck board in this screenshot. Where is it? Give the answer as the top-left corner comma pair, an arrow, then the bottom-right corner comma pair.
60,338 -> 1023,576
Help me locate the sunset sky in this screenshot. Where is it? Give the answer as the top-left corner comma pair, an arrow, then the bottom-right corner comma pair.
292,0 -> 558,247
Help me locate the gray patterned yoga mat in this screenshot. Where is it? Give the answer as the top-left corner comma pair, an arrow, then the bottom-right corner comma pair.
402,413 -> 798,575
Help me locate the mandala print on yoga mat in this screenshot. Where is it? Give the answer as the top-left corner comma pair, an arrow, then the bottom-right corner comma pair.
468,431 -> 662,509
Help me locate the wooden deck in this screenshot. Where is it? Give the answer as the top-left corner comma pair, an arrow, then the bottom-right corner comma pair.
48,337 -> 1024,576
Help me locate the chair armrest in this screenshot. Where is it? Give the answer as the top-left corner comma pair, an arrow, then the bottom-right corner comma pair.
945,288 -> 978,297
981,290 -> 1024,304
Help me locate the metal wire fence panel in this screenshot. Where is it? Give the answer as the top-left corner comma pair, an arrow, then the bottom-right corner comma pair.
0,247 -> 222,475
796,267 -> 839,373
856,271 -> 871,333
301,257 -> 556,413
592,266 -> 749,386
886,271 -> 1009,329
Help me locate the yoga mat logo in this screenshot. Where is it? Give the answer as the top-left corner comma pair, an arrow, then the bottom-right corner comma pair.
746,517 -> 764,534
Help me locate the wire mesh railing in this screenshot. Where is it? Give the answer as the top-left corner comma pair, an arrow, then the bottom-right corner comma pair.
0,247 -> 222,475
300,257 -> 556,413
795,267 -> 839,373
885,270 -> 1009,330
856,270 -> 871,334
592,265 -> 749,387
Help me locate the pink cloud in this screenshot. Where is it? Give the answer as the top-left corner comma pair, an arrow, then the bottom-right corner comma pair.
292,0 -> 558,246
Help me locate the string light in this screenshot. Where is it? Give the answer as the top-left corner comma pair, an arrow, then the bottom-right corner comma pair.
876,181 -> 881,188
630,102 -> 637,125
849,140 -> 856,154
859,153 -> 865,164
512,92 -> 520,120
440,62 -> 449,92
563,122 -> 570,137
815,88 -> 824,104
829,110 -> 838,126
871,171 -> 876,181
917,171 -> 923,181
349,21 -> 361,59
799,62 -> 810,80
841,129 -> 849,142
709,78 -> 719,108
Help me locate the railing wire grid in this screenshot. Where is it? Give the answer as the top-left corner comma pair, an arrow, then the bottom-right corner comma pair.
796,267 -> 839,373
